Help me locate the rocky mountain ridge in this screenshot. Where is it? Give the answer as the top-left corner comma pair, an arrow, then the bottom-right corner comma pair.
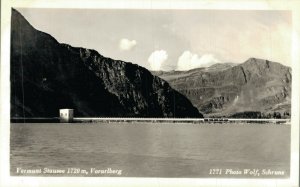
11,9 -> 202,118
153,58 -> 291,118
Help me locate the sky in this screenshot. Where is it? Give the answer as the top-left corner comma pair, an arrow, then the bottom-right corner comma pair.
17,8 -> 292,71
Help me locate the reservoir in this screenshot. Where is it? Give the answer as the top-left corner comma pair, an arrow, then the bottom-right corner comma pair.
10,123 -> 290,178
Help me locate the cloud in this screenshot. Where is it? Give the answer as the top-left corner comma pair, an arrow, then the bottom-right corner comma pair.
148,50 -> 168,71
119,38 -> 137,51
176,51 -> 220,71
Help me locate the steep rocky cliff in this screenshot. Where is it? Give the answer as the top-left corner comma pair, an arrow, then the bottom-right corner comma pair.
153,59 -> 291,117
11,9 -> 202,118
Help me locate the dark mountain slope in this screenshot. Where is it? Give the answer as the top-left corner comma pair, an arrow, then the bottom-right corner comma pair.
11,9 -> 202,118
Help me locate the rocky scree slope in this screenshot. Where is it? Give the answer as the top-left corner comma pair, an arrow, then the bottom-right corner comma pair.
153,59 -> 291,118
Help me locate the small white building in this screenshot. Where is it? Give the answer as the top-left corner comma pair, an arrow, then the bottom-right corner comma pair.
59,109 -> 74,123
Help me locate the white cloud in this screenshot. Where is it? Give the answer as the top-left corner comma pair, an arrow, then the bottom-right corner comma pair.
148,50 -> 168,71
176,51 -> 220,71
119,38 -> 137,51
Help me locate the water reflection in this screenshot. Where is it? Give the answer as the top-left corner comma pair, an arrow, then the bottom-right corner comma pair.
10,123 -> 290,177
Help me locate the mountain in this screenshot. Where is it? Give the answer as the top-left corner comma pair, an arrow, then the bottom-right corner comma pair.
11,9 -> 202,118
153,59 -> 291,118
152,63 -> 237,81
206,63 -> 237,71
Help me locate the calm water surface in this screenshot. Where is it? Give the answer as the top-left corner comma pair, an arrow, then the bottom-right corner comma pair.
10,123 -> 290,177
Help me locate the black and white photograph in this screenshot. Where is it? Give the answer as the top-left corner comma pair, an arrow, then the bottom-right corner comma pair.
1,0 -> 299,187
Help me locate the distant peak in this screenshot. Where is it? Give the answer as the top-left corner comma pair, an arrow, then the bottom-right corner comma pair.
243,57 -> 289,68
245,57 -> 267,63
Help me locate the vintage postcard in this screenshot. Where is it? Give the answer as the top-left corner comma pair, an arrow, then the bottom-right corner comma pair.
1,0 -> 299,187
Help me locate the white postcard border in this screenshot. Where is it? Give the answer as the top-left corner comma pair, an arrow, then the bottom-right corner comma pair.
1,0 -> 299,187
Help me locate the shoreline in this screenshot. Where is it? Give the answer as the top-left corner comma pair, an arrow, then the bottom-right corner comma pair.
10,117 -> 291,124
